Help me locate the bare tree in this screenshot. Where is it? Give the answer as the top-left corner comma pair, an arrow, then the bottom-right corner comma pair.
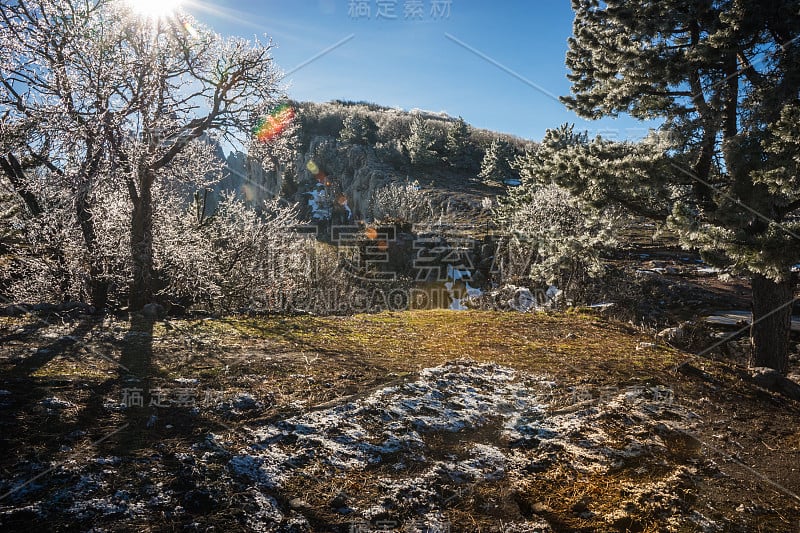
0,0 -> 281,310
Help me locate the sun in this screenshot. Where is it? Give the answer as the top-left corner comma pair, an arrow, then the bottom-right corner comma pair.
126,0 -> 183,18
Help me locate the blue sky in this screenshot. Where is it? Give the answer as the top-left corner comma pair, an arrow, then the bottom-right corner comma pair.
185,0 -> 660,141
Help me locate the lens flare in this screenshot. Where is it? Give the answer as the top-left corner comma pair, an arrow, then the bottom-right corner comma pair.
305,159 -> 330,185
179,17 -> 199,38
254,104 -> 295,143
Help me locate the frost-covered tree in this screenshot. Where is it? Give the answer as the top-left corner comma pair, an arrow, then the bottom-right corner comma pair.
553,0 -> 800,372
338,114 -> 378,146
369,180 -> 434,224
405,113 -> 437,167
0,155 -> 35,272
497,125 -> 619,295
478,138 -> 514,183
0,188 -> 21,254
0,141 -> 227,308
0,163 -> 83,304
0,0 -> 281,311
444,116 -> 474,170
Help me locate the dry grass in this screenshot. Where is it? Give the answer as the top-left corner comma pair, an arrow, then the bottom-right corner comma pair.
1,309 -> 798,532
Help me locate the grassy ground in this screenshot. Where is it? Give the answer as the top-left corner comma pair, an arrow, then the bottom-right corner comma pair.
1,309 -> 799,531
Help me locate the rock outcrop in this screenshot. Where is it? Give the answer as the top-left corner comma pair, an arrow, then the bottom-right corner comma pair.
296,136 -> 401,220
213,136 -> 401,222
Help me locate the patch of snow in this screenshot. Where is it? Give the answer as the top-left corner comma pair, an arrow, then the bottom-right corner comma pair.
0,359 -> 703,529
448,298 -> 467,311
225,360 -> 696,522
545,285 -> 562,304
587,302 -> 615,310
232,392 -> 260,410
74,473 -> 105,495
465,282 -> 482,298
307,187 -> 331,220
102,398 -> 127,412
92,456 -> 122,466
229,455 -> 281,489
0,502 -> 43,521
41,397 -> 73,410
509,287 -> 536,312
238,489 -> 284,532
68,498 -> 127,519
445,264 -> 479,311
497,521 -> 553,533
229,363 -> 529,487
685,510 -> 723,532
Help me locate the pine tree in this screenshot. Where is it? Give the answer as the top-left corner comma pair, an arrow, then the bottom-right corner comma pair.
545,0 -> 800,373
338,114 -> 377,145
444,116 -> 474,170
478,138 -> 513,183
405,113 -> 437,167
496,125 -> 618,294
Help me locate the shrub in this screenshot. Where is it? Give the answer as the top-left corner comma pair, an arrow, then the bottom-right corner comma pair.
369,180 -> 434,225
494,183 -> 619,300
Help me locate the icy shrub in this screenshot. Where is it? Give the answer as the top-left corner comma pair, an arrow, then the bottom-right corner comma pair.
1,176 -> 128,306
155,192 -> 308,312
369,180 -> 434,225
495,183 -> 618,302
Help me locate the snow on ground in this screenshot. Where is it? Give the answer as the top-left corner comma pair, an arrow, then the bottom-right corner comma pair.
307,187 -> 331,220
444,265 -> 483,310
0,361 -> 708,531
225,361 -> 703,530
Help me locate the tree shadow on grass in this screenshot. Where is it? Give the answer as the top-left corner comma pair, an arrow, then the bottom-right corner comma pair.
0,318 -> 98,459
6,318 -> 97,377
113,314 -> 160,455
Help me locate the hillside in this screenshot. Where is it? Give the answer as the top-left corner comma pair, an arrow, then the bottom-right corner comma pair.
213,100 -> 531,224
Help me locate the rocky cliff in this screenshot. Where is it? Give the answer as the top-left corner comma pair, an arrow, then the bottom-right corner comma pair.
215,136 -> 403,222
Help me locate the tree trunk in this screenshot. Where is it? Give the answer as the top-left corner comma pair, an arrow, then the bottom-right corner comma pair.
750,274 -> 794,374
75,191 -> 108,312
129,171 -> 155,311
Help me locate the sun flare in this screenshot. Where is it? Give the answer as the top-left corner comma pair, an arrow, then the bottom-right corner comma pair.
127,0 -> 183,18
